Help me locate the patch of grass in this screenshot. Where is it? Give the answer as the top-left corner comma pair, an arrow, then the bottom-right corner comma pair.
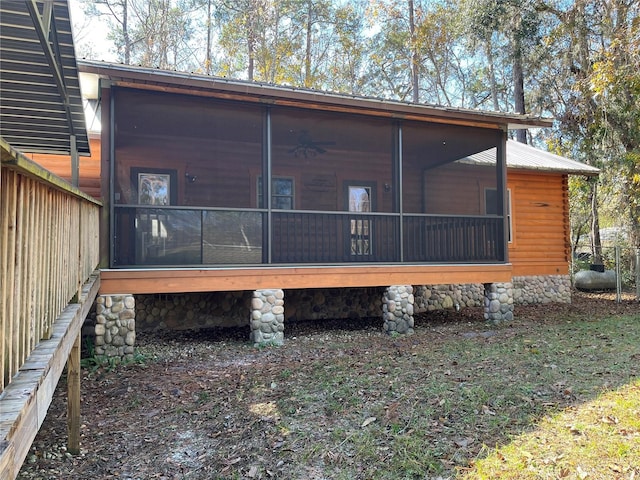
196,390 -> 210,404
19,300 -> 640,480
462,379 -> 640,479
274,313 -> 640,477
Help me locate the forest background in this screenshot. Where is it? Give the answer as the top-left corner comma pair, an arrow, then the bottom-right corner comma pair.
74,0 -> 639,277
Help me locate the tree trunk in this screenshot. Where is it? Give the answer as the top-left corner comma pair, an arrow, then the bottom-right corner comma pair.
486,39 -> 499,111
512,35 -> 527,144
304,1 -> 313,88
205,0 -> 212,74
409,0 -> 419,103
589,181 -> 604,265
247,12 -> 255,81
123,0 -> 130,64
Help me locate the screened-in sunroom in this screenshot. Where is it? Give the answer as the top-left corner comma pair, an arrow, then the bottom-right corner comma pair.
81,61 -> 552,294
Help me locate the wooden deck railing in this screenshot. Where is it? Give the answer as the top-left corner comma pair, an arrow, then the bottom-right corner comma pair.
1,141 -> 101,392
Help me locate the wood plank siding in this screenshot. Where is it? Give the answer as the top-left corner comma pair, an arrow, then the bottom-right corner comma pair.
28,135 -> 102,200
507,170 -> 571,276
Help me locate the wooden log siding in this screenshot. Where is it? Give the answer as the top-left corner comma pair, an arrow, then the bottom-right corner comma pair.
0,161 -> 100,392
507,171 -> 571,276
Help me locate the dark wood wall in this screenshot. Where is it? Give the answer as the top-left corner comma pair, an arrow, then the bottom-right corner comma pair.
421,163 -> 496,215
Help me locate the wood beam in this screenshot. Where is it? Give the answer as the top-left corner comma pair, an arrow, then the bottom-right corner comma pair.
99,264 -> 513,294
66,334 -> 81,455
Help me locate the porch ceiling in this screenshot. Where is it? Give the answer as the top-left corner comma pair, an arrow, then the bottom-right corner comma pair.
0,0 -> 90,156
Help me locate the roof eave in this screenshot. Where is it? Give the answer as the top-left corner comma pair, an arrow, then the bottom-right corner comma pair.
511,165 -> 600,176
78,60 -> 554,130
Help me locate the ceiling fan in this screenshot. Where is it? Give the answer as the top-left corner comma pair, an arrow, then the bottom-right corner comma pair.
288,130 -> 335,158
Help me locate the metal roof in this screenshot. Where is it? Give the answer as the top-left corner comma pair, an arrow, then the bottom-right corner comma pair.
78,60 -> 554,131
462,140 -> 600,176
0,0 -> 90,155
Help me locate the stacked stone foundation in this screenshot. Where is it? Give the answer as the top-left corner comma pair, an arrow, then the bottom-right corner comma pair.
483,282 -> 514,323
92,295 -> 136,361
250,289 -> 285,346
87,275 -> 572,360
382,285 -> 415,335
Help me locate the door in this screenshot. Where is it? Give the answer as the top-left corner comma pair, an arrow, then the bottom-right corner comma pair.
345,182 -> 375,258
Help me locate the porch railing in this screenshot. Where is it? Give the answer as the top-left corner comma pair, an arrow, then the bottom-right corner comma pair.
403,214 -> 503,263
113,206 -> 504,267
1,149 -> 101,392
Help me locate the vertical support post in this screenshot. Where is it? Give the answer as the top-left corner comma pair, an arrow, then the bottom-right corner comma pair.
483,282 -> 514,323
250,289 -> 284,346
396,122 -> 404,262
495,129 -> 508,262
108,88 -> 116,268
67,333 -> 81,455
265,108 -> 272,264
382,285 -> 414,335
70,134 -> 79,188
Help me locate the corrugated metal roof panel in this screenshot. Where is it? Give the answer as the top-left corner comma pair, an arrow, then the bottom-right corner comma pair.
0,0 -> 90,156
461,140 -> 600,176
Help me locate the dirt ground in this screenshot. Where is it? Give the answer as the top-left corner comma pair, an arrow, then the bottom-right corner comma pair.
16,290 -> 639,480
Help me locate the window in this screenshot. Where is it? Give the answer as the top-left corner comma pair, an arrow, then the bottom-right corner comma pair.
257,176 -> 295,209
485,188 -> 512,243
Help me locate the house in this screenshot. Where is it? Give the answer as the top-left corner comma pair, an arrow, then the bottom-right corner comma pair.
35,61 -> 599,352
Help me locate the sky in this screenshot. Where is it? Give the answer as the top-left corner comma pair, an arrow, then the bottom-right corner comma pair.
69,0 -> 116,62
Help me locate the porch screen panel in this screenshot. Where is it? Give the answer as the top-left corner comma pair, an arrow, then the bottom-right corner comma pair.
202,211 -> 263,264
112,88 -> 264,267
113,88 -> 263,209
113,208 -> 202,266
270,107 -> 398,263
401,121 -> 504,262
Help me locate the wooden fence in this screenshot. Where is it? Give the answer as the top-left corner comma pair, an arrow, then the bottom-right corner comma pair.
0,142 -> 101,393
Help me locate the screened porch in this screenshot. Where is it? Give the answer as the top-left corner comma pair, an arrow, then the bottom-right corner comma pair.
109,87 -> 507,268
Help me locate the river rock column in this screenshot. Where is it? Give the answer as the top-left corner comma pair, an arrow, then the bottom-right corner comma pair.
382,285 -> 415,335
483,282 -> 514,323
94,294 -> 136,361
250,289 -> 285,346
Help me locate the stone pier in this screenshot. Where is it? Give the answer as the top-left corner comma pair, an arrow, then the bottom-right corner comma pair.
250,289 -> 285,346
94,294 -> 136,361
483,282 -> 514,323
382,285 -> 415,335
